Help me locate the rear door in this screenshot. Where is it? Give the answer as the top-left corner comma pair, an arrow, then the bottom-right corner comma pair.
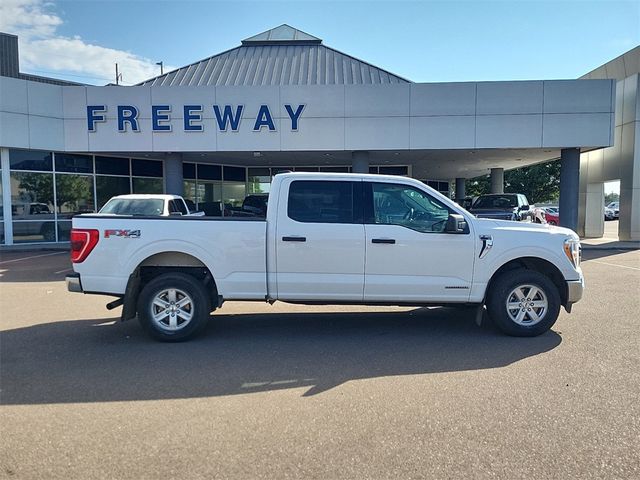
275,178 -> 365,301
363,181 -> 476,302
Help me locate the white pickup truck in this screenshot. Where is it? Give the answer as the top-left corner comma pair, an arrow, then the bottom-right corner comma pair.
66,172 -> 584,341
99,194 -> 203,217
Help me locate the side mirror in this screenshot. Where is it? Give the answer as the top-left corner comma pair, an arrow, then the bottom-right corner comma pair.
445,214 -> 468,234
519,204 -> 530,211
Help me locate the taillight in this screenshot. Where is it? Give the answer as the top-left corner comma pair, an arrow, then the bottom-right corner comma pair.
70,228 -> 99,263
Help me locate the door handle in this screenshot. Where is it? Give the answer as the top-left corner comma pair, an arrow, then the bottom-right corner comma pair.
372,238 -> 396,244
282,236 -> 306,242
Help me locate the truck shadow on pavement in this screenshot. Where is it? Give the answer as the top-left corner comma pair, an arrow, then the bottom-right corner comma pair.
1,307 -> 561,405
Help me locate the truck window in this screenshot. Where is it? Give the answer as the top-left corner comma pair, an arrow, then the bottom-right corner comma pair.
288,181 -> 356,224
368,183 -> 451,233
167,200 -> 188,215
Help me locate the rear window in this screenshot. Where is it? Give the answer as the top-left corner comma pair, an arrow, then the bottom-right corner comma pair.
99,198 -> 164,216
288,181 -> 354,223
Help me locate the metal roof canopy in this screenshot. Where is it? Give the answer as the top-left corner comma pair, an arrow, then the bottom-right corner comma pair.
241,24 -> 322,45
138,24 -> 409,86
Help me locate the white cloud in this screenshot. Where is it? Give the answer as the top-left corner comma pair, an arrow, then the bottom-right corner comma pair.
0,0 -> 170,84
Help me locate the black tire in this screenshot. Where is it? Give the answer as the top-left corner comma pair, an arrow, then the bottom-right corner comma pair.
137,272 -> 211,342
486,269 -> 560,337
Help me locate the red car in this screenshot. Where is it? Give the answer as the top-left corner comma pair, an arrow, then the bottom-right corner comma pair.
544,208 -> 559,225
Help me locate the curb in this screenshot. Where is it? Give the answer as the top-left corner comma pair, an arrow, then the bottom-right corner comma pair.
581,244 -> 640,251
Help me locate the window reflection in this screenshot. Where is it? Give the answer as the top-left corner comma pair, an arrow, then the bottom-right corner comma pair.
96,176 -> 130,210
10,172 -> 55,220
132,177 -> 163,194
197,181 -> 223,216
13,221 -> 56,243
55,174 -> 95,220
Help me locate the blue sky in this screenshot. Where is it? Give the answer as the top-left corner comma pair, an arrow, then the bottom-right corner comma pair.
1,0 -> 638,85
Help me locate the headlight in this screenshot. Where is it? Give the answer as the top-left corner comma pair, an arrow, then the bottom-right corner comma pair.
563,238 -> 581,268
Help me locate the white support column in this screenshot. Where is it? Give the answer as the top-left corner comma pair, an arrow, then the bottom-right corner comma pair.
1,148 -> 14,245
583,182 -> 605,238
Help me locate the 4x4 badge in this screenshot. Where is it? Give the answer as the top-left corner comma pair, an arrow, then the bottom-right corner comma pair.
104,229 -> 141,238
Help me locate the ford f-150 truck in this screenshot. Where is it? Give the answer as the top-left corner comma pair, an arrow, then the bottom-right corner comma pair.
66,172 -> 584,341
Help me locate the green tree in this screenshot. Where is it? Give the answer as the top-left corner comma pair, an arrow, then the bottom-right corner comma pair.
464,160 -> 561,204
17,173 -> 54,206
465,175 -> 490,198
605,192 -> 619,204
55,175 -> 93,213
504,160 -> 560,204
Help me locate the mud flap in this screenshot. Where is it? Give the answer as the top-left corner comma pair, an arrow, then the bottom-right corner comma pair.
121,271 -> 141,321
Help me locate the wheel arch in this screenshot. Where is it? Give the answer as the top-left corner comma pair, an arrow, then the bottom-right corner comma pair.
485,256 -> 567,307
121,250 -> 219,321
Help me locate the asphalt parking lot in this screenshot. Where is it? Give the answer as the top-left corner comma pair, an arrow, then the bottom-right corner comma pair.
1,247 -> 639,479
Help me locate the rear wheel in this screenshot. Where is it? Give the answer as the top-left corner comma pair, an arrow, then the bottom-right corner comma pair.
486,269 -> 560,336
137,273 -> 211,341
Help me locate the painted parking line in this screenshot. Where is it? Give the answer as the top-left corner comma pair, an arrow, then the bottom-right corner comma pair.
0,251 -> 66,265
589,260 -> 640,271
54,268 -> 73,274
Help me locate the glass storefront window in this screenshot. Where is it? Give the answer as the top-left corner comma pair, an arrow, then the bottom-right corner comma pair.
379,166 -> 408,176
9,149 -> 53,171
247,168 -> 271,194
183,163 -> 196,180
196,181 -> 223,216
96,176 -> 131,210
11,172 -> 55,218
223,182 -> 246,210
95,156 -> 130,176
10,172 -> 55,242
132,159 -> 163,177
198,164 -> 221,181
223,166 -> 246,182
55,153 -> 93,174
183,180 -> 197,204
133,177 -> 163,194
13,221 -> 56,243
55,174 -> 95,220
57,221 -> 72,242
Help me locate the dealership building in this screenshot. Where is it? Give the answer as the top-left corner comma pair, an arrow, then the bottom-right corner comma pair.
0,25 -> 638,244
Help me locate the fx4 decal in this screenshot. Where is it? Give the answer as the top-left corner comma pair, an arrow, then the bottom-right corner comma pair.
104,229 -> 141,239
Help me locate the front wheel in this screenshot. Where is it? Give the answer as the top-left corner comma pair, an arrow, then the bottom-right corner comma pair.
486,270 -> 560,337
137,273 -> 211,341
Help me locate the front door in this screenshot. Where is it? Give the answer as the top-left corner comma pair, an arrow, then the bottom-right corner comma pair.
363,181 -> 476,303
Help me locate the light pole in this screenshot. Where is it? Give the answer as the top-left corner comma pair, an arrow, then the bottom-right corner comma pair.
156,61 -> 164,75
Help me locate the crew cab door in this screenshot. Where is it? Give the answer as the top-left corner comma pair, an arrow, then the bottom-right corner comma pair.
363,181 -> 475,302
275,178 -> 365,301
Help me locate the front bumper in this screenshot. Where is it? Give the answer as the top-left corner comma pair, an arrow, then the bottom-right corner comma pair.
66,273 -> 83,293
565,274 -> 585,312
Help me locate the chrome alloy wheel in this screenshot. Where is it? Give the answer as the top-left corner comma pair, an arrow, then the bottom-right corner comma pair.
505,284 -> 548,326
150,288 -> 194,331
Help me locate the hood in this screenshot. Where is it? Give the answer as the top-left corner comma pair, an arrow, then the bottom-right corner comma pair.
475,218 -> 579,240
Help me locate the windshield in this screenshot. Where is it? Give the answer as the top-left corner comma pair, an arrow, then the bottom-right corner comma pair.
473,195 -> 518,209
99,198 -> 164,216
